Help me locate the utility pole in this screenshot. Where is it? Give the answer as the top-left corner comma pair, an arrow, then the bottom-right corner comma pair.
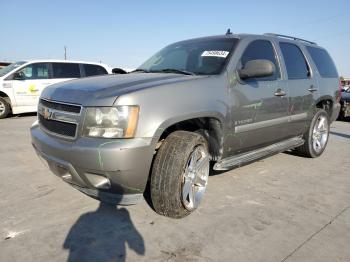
64,46 -> 67,60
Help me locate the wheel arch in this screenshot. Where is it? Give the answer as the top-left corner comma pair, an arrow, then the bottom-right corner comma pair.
153,113 -> 226,161
314,95 -> 334,119
0,91 -> 12,108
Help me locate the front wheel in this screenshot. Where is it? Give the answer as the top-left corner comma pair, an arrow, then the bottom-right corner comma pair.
150,131 -> 210,218
295,109 -> 330,158
0,97 -> 11,119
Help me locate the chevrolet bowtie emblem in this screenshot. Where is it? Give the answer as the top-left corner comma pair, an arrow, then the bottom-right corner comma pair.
43,107 -> 53,120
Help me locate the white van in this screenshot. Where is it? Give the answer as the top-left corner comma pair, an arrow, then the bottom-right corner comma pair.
0,60 -> 111,118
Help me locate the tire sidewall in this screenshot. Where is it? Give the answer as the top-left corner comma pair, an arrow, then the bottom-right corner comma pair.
150,131 -> 209,218
306,109 -> 330,157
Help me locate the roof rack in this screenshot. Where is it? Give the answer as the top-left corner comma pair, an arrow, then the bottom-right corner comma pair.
264,33 -> 317,45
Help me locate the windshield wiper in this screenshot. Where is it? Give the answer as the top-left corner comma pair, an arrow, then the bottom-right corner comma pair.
153,68 -> 195,75
131,68 -> 151,73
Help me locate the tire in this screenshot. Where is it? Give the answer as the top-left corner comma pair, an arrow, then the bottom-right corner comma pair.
0,97 -> 11,119
150,131 -> 210,218
295,108 -> 330,158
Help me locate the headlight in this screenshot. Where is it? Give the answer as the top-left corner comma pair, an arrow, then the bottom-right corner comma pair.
83,106 -> 139,138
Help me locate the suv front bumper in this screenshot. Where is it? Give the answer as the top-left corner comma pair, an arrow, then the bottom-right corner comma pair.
30,124 -> 154,205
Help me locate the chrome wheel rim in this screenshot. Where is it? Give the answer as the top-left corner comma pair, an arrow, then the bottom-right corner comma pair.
312,115 -> 328,153
181,145 -> 210,211
0,101 -> 5,115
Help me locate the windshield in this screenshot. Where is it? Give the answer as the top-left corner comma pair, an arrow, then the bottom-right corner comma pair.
0,61 -> 26,77
137,38 -> 239,75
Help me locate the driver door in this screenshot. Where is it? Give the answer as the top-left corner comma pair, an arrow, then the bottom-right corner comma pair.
229,39 -> 290,155
11,63 -> 51,106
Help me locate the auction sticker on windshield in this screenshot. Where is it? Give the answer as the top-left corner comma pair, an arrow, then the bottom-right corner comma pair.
201,51 -> 229,58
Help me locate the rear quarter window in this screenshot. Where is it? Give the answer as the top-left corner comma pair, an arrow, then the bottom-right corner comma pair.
84,64 -> 108,76
306,47 -> 338,78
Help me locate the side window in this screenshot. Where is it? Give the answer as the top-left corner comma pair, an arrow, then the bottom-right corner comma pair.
17,63 -> 49,80
279,42 -> 310,79
306,46 -> 338,78
84,64 -> 108,76
52,63 -> 80,78
240,40 -> 280,80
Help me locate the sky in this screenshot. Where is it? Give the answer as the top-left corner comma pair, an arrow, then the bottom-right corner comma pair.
1,1 -> 349,76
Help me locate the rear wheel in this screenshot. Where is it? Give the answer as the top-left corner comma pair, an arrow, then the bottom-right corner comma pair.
150,131 -> 210,218
295,109 -> 330,158
0,97 -> 11,119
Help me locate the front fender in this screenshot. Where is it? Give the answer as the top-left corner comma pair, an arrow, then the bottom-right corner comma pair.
114,75 -> 230,146
152,111 -> 226,142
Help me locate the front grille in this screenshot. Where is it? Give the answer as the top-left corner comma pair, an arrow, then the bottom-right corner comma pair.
40,99 -> 81,114
39,114 -> 77,137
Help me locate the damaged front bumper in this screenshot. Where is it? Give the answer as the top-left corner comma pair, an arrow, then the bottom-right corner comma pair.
30,124 -> 154,205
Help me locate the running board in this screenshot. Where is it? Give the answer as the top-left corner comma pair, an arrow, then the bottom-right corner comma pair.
214,136 -> 304,171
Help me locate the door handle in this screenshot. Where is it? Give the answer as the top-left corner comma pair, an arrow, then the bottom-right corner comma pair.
308,85 -> 318,92
274,89 -> 286,97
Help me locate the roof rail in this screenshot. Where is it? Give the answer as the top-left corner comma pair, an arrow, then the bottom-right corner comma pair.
264,33 -> 317,45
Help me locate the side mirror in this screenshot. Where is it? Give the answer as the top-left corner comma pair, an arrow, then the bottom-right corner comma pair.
13,71 -> 26,80
112,68 -> 127,74
238,59 -> 275,80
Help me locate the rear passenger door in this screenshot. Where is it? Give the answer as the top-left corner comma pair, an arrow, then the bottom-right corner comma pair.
50,62 -> 81,85
278,42 -> 316,136
230,39 -> 290,154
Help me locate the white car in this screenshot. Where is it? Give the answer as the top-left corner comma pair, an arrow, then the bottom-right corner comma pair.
0,60 -> 111,118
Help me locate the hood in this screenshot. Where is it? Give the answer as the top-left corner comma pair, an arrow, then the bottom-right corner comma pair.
341,91 -> 350,101
41,73 -> 204,106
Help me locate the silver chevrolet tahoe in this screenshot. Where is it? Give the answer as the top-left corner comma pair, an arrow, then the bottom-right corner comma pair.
31,32 -> 341,218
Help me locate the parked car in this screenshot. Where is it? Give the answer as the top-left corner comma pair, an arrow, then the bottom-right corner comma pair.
338,88 -> 350,119
31,33 -> 340,218
0,60 -> 111,118
342,85 -> 350,92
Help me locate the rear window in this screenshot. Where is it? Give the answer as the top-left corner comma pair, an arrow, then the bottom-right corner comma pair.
306,47 -> 338,78
52,63 -> 81,78
84,64 -> 108,76
280,42 -> 310,79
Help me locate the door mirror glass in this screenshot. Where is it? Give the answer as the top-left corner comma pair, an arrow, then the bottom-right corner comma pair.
238,59 -> 275,80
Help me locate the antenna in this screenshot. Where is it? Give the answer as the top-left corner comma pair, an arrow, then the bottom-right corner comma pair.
64,46 -> 67,60
226,28 -> 232,35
